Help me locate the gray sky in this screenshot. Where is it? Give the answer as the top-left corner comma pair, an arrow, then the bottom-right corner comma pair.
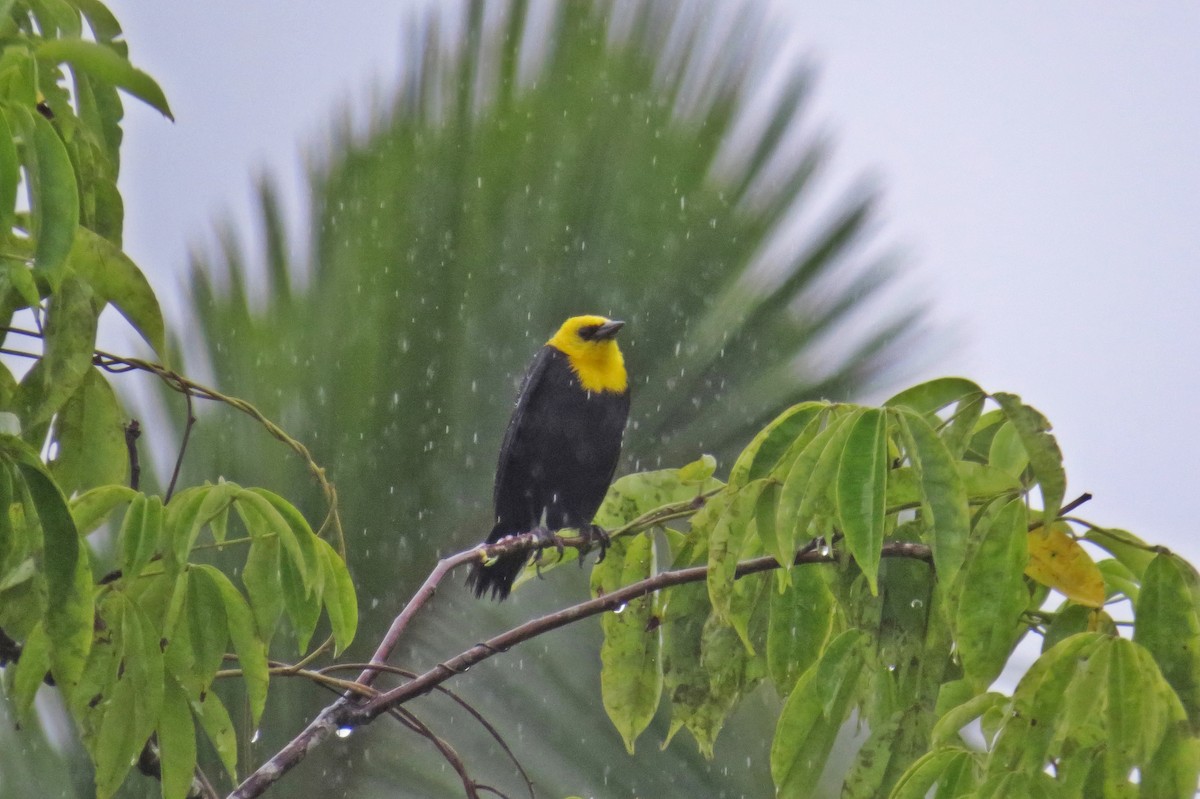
112,1 -> 1200,567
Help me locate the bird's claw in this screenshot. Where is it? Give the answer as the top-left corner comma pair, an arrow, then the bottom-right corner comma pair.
587,524 -> 611,564
531,526 -> 565,564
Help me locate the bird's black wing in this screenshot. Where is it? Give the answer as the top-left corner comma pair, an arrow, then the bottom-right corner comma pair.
491,344 -> 555,516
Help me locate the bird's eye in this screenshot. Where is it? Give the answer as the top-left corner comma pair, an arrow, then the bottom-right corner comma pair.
577,325 -> 600,341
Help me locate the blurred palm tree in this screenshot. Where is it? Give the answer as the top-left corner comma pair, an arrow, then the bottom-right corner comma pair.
151,1 -> 925,796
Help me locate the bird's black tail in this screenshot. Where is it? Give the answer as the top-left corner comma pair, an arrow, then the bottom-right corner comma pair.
466,523 -> 528,601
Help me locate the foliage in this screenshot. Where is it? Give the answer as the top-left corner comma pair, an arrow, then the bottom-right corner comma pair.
580,381 -> 1200,797
0,3 -> 355,798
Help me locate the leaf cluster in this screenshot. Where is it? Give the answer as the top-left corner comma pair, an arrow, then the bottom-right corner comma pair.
0,5 -> 357,798
580,378 -> 1200,797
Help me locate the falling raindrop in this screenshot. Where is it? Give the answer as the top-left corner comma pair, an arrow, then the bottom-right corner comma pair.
910,598 -> 924,609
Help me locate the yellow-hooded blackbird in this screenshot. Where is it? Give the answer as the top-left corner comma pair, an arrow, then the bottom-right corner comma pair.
468,315 -> 631,600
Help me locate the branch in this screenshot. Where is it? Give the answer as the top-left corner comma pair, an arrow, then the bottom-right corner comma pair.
124,419 -> 141,491
226,537 -> 931,799
165,387 -> 196,503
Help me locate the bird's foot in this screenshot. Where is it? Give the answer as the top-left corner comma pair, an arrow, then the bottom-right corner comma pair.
584,524 -> 611,564
530,526 -> 566,564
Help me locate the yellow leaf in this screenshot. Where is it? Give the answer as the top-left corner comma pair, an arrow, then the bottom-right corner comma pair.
1025,522 -> 1105,607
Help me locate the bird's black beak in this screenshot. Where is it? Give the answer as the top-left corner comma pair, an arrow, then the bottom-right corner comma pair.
594,320 -> 625,340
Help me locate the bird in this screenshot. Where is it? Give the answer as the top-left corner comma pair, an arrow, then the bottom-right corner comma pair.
467,314 -> 631,600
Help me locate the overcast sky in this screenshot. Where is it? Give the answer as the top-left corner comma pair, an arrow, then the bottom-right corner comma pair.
111,1 -> 1200,567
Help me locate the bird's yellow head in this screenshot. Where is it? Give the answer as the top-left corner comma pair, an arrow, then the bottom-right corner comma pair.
547,315 -> 628,394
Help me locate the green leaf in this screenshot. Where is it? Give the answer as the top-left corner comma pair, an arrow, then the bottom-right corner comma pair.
242,536 -> 283,642
888,748 -> 979,799
766,565 -> 833,696
183,565 -> 228,693
70,483 -> 136,534
837,408 -> 887,594
190,689 -> 238,780
1134,554 -> 1200,729
932,692 -> 1009,748
841,712 -> 903,799
754,480 -> 787,571
279,536 -> 320,653
973,771 -> 1061,799
94,597 -> 164,799
14,276 -> 98,433
942,391 -> 987,459
36,38 -> 173,120
595,532 -> 661,754
316,536 -> 357,655
774,410 -> 854,562
27,113 -> 80,285
1098,557 -> 1140,603
0,109 -> 19,234
49,368 -> 126,495
18,462 -> 92,691
728,401 -> 827,486
163,485 -> 210,571
676,453 -> 717,484
248,488 -> 322,596
985,633 -> 1102,779
1041,604 -> 1098,653
894,409 -> 971,588
192,564 -> 269,726
884,378 -> 984,418
9,621 -> 50,726
1140,713 -> 1200,799
955,498 -> 1029,689
158,677 -> 197,799
706,479 -> 766,627
235,488 -> 309,588
992,392 -> 1066,527
660,579 -> 710,751
689,610 -> 762,756
66,226 -> 168,359
885,462 -> 1020,511
117,491 -> 162,580
1083,527 -> 1156,579
987,421 -> 1028,479
770,629 -> 868,799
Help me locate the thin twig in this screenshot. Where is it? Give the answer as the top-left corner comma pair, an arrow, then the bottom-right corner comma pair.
165,386 -> 195,503
1028,492 -> 1094,532
475,785 -> 516,799
388,707 -> 480,799
124,419 -> 141,491
191,765 -> 220,799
